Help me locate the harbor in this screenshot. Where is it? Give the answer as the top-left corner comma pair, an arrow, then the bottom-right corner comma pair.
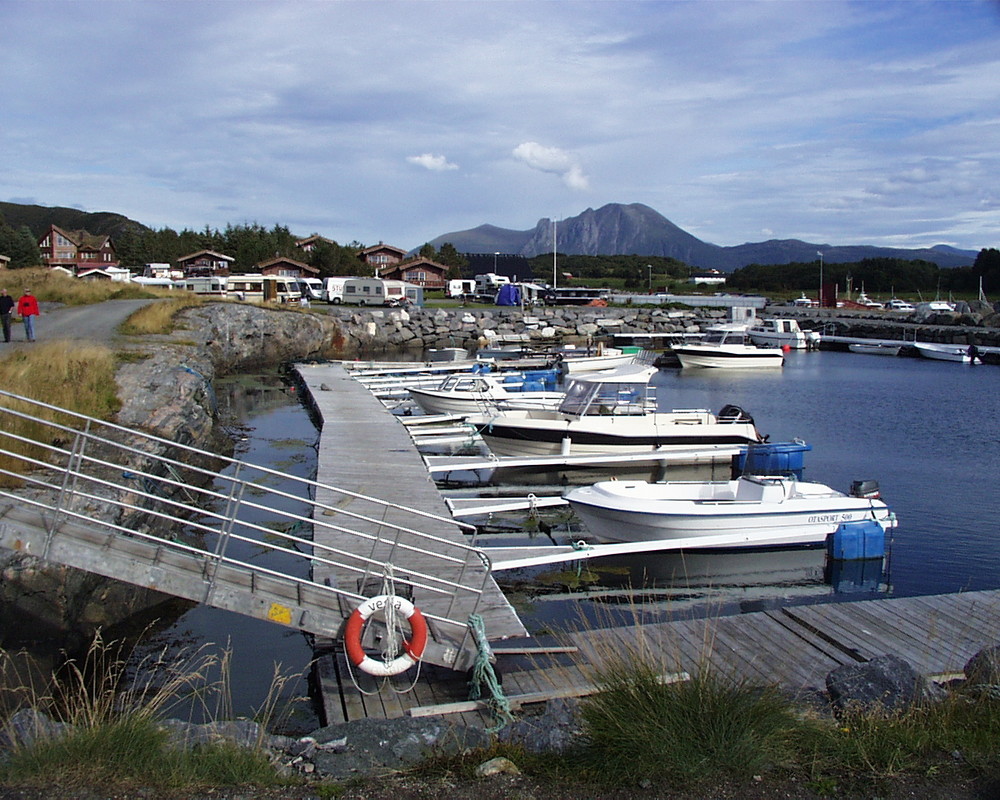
291,351 -> 1000,724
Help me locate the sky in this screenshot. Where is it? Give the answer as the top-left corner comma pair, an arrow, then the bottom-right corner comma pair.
2,0 -> 999,253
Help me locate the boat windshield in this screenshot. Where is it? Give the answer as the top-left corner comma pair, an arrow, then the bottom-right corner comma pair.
557,379 -> 655,416
703,329 -> 748,346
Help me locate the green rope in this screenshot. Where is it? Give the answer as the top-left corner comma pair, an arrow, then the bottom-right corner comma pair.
467,613 -> 514,732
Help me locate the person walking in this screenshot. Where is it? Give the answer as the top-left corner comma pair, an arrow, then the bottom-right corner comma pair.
16,289 -> 39,342
0,288 -> 13,343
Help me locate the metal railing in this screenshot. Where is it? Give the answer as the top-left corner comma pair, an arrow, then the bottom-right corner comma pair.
0,389 -> 493,666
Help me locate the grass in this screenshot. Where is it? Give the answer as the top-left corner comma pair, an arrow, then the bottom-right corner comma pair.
0,632 -> 302,793
119,294 -> 205,335
1,267 -> 174,306
0,340 -> 121,486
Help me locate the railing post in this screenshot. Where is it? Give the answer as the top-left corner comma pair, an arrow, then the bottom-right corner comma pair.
203,464 -> 246,603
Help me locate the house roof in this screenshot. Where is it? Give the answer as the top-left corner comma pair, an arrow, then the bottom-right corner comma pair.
177,249 -> 235,263
296,235 -> 336,248
359,243 -> 407,257
256,256 -> 319,275
41,224 -> 115,252
378,257 -> 449,278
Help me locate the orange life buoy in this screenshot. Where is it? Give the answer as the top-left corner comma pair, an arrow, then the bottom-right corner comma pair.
343,595 -> 428,677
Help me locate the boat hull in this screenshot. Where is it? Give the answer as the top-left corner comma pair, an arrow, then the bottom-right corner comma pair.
478,415 -> 760,457
849,343 -> 901,356
566,478 -> 895,548
914,343 -> 971,363
673,346 -> 784,369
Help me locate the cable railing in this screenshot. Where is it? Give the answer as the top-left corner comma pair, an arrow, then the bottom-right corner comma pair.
0,388 -> 494,667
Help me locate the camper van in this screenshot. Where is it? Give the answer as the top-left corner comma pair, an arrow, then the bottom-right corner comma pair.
226,274 -> 302,304
295,277 -> 324,302
176,276 -> 228,296
322,276 -> 358,304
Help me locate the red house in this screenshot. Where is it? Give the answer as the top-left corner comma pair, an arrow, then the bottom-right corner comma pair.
255,256 -> 319,278
176,250 -> 235,277
378,257 -> 448,290
37,225 -> 119,273
358,243 -> 407,274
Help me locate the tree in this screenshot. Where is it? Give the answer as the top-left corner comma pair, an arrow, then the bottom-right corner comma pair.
0,223 -> 40,268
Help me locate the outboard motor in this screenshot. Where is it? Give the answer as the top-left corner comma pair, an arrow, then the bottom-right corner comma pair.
718,404 -> 754,425
850,479 -> 881,499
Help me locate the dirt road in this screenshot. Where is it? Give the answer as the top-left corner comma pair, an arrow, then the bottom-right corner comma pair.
1,299 -> 158,351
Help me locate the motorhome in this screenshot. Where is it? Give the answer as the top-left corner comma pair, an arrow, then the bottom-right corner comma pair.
226,274 -> 302,304
322,276 -> 358,304
295,277 -> 325,302
341,278 -> 423,307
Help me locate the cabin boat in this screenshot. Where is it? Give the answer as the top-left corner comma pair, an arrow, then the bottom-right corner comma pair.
476,368 -> 763,457
747,318 -> 820,350
672,328 -> 785,369
408,372 -> 564,416
565,474 -> 896,548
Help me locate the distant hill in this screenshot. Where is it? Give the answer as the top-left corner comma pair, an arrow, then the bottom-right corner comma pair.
423,202 -> 978,270
0,202 -> 148,239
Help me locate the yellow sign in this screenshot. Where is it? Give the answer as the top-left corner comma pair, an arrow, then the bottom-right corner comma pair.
267,603 -> 292,625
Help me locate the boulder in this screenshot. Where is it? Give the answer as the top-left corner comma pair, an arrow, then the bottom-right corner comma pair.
964,644 -> 1000,687
825,654 -> 931,713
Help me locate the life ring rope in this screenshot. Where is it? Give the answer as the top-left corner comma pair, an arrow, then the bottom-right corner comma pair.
343,594 -> 429,678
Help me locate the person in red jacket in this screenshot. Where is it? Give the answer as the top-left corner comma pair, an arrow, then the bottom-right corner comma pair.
16,289 -> 39,342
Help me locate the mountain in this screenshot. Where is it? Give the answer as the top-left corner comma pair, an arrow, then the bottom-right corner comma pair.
423,203 -> 979,270
0,201 -> 148,239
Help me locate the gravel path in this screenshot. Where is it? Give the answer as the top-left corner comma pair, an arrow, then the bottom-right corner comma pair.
1,299 -> 158,351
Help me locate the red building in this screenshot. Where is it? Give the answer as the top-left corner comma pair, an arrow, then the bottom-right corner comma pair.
255,256 -> 319,278
378,257 -> 448,290
176,250 -> 235,277
358,243 -> 407,274
37,225 -> 119,273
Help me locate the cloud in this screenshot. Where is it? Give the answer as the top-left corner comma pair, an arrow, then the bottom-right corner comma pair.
407,153 -> 459,172
512,142 -> 590,190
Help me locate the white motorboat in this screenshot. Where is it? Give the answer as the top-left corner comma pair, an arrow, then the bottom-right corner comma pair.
408,372 -> 565,416
554,345 -> 638,374
565,474 -> 896,548
672,328 -> 785,369
848,343 -> 901,356
476,367 -> 763,457
913,342 -> 972,363
747,318 -> 820,350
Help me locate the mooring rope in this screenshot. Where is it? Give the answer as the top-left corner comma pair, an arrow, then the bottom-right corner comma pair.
467,613 -> 514,732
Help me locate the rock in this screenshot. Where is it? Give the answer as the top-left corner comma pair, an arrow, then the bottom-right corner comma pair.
0,708 -> 71,750
498,697 -> 584,753
964,644 -> 1000,686
826,654 -> 931,713
474,756 -> 521,777
308,716 -> 491,780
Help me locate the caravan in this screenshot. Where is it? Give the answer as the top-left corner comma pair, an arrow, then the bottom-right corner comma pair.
342,278 -> 423,307
226,274 -> 302,304
176,276 -> 228,296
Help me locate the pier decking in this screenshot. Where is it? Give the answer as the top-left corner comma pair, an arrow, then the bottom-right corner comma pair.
298,361 -> 1000,727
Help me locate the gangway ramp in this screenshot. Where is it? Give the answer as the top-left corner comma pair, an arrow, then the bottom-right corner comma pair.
294,364 -> 525,643
0,387 -> 518,674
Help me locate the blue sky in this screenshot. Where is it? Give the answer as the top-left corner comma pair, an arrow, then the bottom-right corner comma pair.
2,0 -> 999,253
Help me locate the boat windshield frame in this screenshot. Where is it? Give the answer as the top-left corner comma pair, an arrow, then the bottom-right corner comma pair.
703,329 -> 749,346
557,378 -> 656,416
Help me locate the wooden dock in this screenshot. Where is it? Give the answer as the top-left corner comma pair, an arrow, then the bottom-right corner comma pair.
296,362 -> 1000,727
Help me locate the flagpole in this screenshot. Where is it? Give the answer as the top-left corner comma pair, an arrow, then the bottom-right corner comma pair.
817,251 -> 824,307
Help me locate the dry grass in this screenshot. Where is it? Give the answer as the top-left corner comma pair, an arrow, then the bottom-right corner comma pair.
0,340 -> 120,486
1,268 -> 174,306
119,296 -> 205,335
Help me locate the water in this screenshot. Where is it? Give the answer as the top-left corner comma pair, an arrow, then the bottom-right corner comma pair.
112,352 -> 1000,721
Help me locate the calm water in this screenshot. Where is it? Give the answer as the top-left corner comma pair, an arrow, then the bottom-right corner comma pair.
128,351 -> 1000,721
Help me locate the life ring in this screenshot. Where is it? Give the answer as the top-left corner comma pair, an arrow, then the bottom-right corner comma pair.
343,595 -> 428,677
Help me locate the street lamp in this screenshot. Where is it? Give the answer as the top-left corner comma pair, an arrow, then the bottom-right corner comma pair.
493,252 -> 499,273
647,264 -> 652,293
817,251 -> 824,307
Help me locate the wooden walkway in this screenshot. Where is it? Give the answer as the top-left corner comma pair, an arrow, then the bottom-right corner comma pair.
317,589 -> 1000,725
295,362 -> 1000,726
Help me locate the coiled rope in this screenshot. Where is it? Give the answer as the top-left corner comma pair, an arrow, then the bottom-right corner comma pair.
467,613 -> 513,732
